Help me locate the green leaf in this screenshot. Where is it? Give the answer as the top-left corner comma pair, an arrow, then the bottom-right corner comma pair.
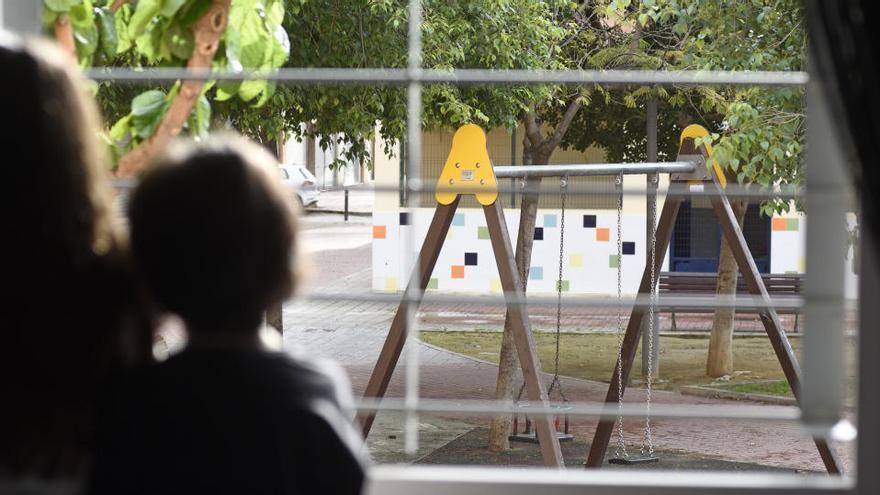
223,24 -> 243,71
109,114 -> 132,141
131,89 -> 168,139
165,22 -> 194,60
160,0 -> 187,18
95,6 -> 118,59
177,0 -> 213,26
69,0 -> 98,64
128,0 -> 161,39
115,3 -> 133,52
215,85 -> 237,101
44,0 -> 79,14
187,94 -> 211,138
769,146 -> 784,162
238,80 -> 266,102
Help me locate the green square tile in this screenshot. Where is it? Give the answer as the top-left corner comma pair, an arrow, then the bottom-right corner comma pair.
556,280 -> 570,292
478,226 -> 490,240
786,218 -> 799,231
609,254 -> 620,268
427,278 -> 439,290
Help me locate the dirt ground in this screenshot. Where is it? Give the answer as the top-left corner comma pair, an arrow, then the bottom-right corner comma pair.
416,427 -> 817,473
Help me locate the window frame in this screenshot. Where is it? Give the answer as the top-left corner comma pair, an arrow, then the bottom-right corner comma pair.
10,0 -> 872,492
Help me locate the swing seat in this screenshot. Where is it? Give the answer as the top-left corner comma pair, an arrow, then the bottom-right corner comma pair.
508,431 -> 574,444
608,455 -> 659,465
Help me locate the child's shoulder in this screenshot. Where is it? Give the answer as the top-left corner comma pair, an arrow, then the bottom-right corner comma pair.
266,351 -> 353,404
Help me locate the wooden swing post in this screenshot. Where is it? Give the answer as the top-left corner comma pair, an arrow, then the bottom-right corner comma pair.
358,124 -> 565,468
584,126 -> 842,474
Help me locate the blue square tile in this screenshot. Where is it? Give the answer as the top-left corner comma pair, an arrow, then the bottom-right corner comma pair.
399,212 -> 410,226
623,241 -> 636,255
452,213 -> 465,226
534,227 -> 544,240
464,252 -> 478,266
544,214 -> 557,228
583,215 -> 597,228
529,266 -> 543,280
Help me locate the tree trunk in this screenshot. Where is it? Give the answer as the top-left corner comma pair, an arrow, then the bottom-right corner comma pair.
305,122 -> 317,175
486,102 -> 580,451
115,0 -> 230,177
487,148 -> 550,451
706,200 -> 748,377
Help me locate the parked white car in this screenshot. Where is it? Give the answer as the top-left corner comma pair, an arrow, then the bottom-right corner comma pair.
279,164 -> 320,208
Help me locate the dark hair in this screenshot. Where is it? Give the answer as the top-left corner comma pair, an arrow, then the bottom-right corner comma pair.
128,136 -> 298,335
0,35 -> 142,478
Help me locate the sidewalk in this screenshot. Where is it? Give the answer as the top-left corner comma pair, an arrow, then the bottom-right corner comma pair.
305,183 -> 374,216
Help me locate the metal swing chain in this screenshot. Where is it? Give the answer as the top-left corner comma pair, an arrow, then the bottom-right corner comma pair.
641,175 -> 658,457
613,174 -> 628,460
549,177 -> 567,402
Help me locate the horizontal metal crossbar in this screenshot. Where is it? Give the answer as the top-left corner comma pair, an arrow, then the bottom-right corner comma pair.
493,162 -> 695,178
84,67 -> 809,87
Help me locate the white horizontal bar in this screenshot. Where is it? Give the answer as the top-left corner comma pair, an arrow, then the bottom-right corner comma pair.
493,162 -> 694,178
356,398 -> 804,422
290,291 -> 808,311
114,179 -> 830,201
85,67 -> 809,87
366,466 -> 853,495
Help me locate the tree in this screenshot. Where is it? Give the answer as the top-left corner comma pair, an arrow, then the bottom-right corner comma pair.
662,0 -> 806,378
42,0 -> 291,176
487,0 -> 807,447
213,0 -> 568,171
488,1 -> 688,451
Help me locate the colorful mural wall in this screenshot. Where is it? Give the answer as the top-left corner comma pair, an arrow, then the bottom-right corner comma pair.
371,207 -> 857,297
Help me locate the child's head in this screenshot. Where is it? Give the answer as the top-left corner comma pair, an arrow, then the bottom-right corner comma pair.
129,135 -> 298,336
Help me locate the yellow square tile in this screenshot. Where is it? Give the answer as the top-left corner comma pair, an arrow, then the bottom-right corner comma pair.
490,278 -> 502,293
384,277 -> 398,291
570,254 -> 583,268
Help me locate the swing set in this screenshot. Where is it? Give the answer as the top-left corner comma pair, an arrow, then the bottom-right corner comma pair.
357,123 -> 842,473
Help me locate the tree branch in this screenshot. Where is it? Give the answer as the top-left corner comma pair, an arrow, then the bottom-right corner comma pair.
111,0 -> 129,13
53,15 -> 76,58
115,0 -> 231,177
543,97 -> 581,152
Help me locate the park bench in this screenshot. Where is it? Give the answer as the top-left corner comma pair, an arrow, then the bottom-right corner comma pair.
657,271 -> 803,332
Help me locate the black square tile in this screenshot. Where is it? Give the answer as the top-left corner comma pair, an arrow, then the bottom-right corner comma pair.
583,215 -> 597,228
623,241 -> 636,255
533,227 -> 544,240
464,252 -> 478,266
399,212 -> 410,225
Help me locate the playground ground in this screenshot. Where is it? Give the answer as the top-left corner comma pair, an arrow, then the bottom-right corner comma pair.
283,211 -> 857,473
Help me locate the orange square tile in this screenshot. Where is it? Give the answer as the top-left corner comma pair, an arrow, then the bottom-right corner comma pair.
771,218 -> 787,231
451,265 -> 465,279
372,225 -> 387,239
596,227 -> 610,242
